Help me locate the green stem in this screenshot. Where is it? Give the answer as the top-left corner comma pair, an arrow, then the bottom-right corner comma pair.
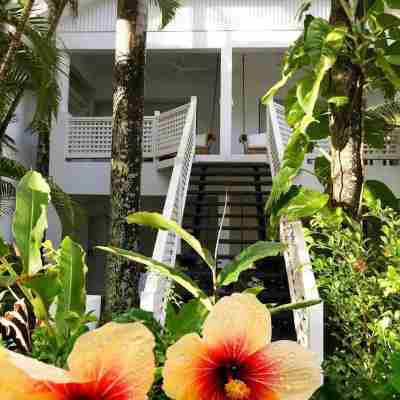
269,299 -> 322,315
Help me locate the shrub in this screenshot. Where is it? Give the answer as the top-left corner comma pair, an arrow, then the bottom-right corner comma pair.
306,205 -> 400,399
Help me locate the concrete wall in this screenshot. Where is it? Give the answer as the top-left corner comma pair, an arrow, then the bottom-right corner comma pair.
0,93 -> 38,242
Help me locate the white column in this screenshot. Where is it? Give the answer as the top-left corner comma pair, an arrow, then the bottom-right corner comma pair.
47,51 -> 71,246
49,51 -> 70,180
220,37 -> 232,159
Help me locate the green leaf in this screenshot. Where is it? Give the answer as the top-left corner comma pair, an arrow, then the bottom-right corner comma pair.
55,237 -> 87,334
97,246 -> 212,310
363,180 -> 399,210
301,22 -> 347,115
266,128 -> 310,211
269,299 -> 322,315
304,18 -> 332,64
376,13 -> 400,29
386,0 -> 400,9
165,299 -> 208,340
22,269 -> 61,312
262,36 -> 308,104
365,116 -> 387,148
113,308 -> 163,336
243,286 -> 265,295
306,113 -> 330,140
328,96 -> 349,107
217,241 -> 284,286
12,171 -> 50,274
276,186 -> 329,221
368,0 -> 384,14
385,42 -> 400,66
285,86 -> 305,127
314,156 -> 331,188
0,157 -> 84,242
0,237 -> 10,258
376,52 -> 400,88
0,275 -> 16,287
127,212 -> 216,270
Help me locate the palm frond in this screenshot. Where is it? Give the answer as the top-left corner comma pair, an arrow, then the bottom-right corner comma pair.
0,157 -> 85,241
150,0 -> 180,28
0,0 -> 61,137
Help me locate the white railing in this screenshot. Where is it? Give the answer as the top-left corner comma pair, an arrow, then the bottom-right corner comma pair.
270,102 -> 400,163
155,103 -> 191,160
65,103 -> 194,163
65,115 -> 156,159
139,97 -> 197,322
266,101 -> 324,364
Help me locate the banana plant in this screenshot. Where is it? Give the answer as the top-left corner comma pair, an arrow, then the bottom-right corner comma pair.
0,171 -> 92,365
99,212 -> 320,331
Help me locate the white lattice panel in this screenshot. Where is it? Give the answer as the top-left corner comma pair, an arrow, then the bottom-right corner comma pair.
66,116 -> 156,159
156,104 -> 190,158
143,117 -> 155,158
66,117 -> 113,159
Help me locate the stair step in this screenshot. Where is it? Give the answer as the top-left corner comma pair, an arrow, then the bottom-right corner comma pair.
188,190 -> 270,197
191,171 -> 271,177
191,201 -> 265,207
184,213 -> 260,218
192,162 -> 270,169
184,226 -> 263,232
190,179 -> 272,187
219,239 -> 257,245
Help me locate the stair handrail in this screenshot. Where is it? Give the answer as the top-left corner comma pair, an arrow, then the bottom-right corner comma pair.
140,96 -> 197,322
266,100 -> 324,364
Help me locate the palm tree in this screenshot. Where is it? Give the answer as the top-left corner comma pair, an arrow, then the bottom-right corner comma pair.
0,0 -> 62,150
103,0 -> 180,319
0,0 -> 83,239
0,0 -> 78,175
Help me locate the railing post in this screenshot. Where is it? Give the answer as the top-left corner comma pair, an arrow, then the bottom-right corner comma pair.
152,111 -> 160,161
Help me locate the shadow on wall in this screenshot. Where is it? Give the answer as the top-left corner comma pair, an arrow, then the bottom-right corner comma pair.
82,195 -> 165,295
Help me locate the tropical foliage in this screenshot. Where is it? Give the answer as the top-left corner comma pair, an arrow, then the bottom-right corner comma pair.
0,171 -> 92,368
306,202 -> 400,399
263,0 -> 400,224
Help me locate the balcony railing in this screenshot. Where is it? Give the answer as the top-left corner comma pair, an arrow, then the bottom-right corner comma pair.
65,115 -> 156,160
65,103 -> 193,168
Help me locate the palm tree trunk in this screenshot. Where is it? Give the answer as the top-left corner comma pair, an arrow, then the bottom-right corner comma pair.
0,0 -> 35,82
103,0 -> 147,319
329,0 -> 365,216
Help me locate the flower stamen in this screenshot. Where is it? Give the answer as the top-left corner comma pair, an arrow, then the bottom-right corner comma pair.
225,379 -> 251,400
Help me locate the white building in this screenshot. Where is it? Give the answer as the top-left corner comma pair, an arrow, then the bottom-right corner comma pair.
2,0 -> 400,357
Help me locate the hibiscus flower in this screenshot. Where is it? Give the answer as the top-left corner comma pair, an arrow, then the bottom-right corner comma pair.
0,322 -> 155,400
163,293 -> 321,400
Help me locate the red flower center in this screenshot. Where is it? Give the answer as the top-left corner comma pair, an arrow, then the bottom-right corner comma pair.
46,370 -> 131,400
195,340 -> 280,400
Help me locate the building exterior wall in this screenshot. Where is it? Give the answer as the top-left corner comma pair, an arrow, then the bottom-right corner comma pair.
59,0 -> 330,33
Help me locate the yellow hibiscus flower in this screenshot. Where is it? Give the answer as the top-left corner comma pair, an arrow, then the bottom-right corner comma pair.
0,322 -> 155,400
163,293 -> 321,400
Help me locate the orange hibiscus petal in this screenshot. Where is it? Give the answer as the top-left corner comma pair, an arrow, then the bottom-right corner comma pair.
262,340 -> 322,400
67,322 -> 155,400
202,293 -> 271,354
162,333 -> 203,400
0,347 -> 70,400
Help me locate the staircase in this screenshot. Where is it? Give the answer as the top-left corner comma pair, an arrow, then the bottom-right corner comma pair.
179,162 -> 296,341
